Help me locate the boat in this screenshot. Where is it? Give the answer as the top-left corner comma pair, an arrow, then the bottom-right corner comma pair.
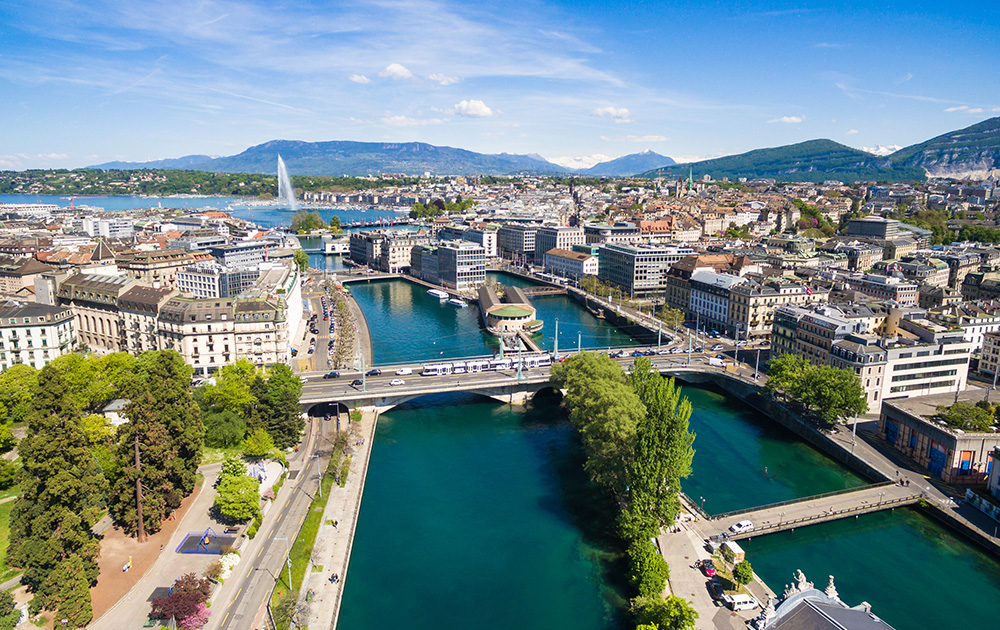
427,289 -> 450,300
448,298 -> 468,308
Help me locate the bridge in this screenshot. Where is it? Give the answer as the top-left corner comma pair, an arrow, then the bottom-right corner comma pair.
521,286 -> 567,296
698,481 -> 921,541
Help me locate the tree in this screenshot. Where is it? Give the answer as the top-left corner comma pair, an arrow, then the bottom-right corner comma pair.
0,363 -> 37,424
634,595 -> 698,630
329,215 -> 343,234
289,210 -> 325,233
293,248 -> 310,272
0,460 -> 18,490
9,367 -> 106,624
80,414 -> 115,445
220,453 -> 247,480
203,410 -> 247,448
656,307 -> 685,330
214,474 -> 260,522
764,353 -> 810,400
733,559 -> 754,585
0,590 -> 21,630
151,573 -> 212,622
242,428 -> 275,458
262,364 -> 304,449
766,354 -> 867,424
935,402 -> 996,432
627,538 -> 669,598
205,359 -> 260,417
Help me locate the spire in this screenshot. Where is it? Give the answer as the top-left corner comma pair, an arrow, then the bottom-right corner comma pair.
688,166 -> 694,191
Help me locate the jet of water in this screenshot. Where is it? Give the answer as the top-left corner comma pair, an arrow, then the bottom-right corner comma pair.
277,155 -> 299,212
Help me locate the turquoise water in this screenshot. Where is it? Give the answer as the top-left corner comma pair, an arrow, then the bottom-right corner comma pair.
348,279 -> 493,364
487,270 -> 543,289
678,386 -> 866,514
337,392 -> 626,630
741,509 -> 1000,630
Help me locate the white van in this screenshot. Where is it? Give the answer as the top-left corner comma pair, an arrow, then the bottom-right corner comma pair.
395,367 -> 413,375
724,594 -> 759,612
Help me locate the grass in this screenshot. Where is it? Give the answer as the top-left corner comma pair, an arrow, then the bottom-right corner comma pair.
0,501 -> 22,584
269,455 -> 339,627
0,484 -> 19,502
201,446 -> 241,466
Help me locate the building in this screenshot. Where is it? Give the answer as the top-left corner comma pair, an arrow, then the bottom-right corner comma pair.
436,241 -> 486,290
756,570 -> 895,630
119,285 -> 176,354
599,243 -> 695,297
463,228 -> 497,258
157,297 -> 236,374
477,285 -> 540,335
82,216 -> 134,239
117,249 -> 195,290
56,274 -> 136,353
665,254 -> 760,311
729,278 -> 829,341
878,391 -> 999,485
233,298 -> 289,368
543,248 -> 598,280
847,215 -> 899,240
177,262 -> 260,298
0,257 -> 54,296
534,226 -> 584,259
497,224 -> 537,263
209,240 -> 269,268
0,301 -> 76,370
688,270 -> 748,333
583,222 -> 641,245
349,231 -> 429,272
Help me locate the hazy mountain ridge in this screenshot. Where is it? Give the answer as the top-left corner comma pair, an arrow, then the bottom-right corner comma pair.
888,117 -> 1000,179
580,150 -> 675,176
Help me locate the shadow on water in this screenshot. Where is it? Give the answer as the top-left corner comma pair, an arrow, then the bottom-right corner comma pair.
520,389 -> 631,626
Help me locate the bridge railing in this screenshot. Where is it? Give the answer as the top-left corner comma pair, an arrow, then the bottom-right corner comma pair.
709,480 -> 897,520
724,494 -> 920,539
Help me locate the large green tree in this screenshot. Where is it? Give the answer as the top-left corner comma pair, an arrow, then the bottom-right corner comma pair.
262,364 -> 304,449
8,367 -> 106,626
634,595 -> 699,630
214,475 -> 261,522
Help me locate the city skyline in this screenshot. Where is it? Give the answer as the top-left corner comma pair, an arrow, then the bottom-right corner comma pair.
1,0 -> 998,171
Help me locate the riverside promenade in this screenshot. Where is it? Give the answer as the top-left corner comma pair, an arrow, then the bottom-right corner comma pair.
294,407 -> 379,629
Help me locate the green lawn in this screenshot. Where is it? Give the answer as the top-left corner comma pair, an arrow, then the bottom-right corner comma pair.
0,501 -> 22,584
201,447 -> 241,466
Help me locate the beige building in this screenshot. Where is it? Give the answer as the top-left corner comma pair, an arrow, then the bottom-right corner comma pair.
119,285 -> 177,355
56,274 -> 137,354
117,249 -> 197,290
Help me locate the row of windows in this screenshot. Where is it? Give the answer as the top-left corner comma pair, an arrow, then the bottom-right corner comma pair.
892,357 -> 969,371
891,369 -> 957,382
889,379 -> 956,393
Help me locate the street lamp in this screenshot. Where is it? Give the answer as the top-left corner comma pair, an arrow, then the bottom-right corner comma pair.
275,536 -> 292,591
700,496 -> 706,513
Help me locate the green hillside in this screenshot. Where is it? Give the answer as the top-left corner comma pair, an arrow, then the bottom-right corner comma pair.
644,139 -> 925,183
888,117 -> 1000,175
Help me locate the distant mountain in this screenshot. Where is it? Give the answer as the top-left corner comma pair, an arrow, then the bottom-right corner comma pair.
191,140 -> 570,176
90,155 -> 214,170
581,150 -> 675,176
859,144 -> 902,157
888,116 -> 1000,179
643,139 -> 926,183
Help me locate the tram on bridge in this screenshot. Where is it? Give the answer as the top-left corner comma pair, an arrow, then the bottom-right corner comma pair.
420,352 -> 553,376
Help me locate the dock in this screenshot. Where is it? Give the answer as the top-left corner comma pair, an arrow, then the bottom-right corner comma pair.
702,481 -> 921,541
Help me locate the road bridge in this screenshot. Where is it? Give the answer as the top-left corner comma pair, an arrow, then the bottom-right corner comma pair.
701,481 -> 921,541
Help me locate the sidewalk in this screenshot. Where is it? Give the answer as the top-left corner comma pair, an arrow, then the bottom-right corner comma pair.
297,408 -> 379,629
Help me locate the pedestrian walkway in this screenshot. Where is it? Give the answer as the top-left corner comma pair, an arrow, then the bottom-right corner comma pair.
296,408 -> 379,629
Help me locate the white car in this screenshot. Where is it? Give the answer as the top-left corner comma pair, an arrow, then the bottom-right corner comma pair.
390,378 -> 405,386
729,520 -> 755,534
395,367 -> 412,375
712,344 -> 724,351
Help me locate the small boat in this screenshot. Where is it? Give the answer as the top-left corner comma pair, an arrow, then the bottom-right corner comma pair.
448,298 -> 468,308
427,289 -> 450,299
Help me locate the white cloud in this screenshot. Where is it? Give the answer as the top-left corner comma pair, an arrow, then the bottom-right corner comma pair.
967,108 -> 984,113
429,73 -> 460,86
767,116 -> 804,124
945,106 -> 968,112
453,99 -> 496,118
380,114 -> 445,127
379,63 -> 414,80
0,152 -> 71,169
601,134 -> 669,143
592,106 -> 632,123
846,129 -> 859,135
349,74 -> 371,84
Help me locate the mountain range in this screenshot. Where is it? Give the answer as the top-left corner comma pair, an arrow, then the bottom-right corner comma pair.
90,117 -> 1000,183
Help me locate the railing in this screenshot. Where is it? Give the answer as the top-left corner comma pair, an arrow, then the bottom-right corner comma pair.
732,494 -> 920,537
709,480 -> 897,520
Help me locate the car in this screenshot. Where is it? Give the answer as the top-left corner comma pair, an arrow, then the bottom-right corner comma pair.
643,349 -> 657,356
631,350 -> 645,357
390,378 -> 405,386
701,559 -> 716,577
694,346 -> 704,353
395,367 -> 412,375
729,520 -> 755,534
707,578 -> 725,604
723,594 -> 759,611
351,379 -> 363,386
307,347 -> 315,354
658,349 -> 671,355
712,344 -> 724,351
366,368 -> 382,376
323,371 -> 340,379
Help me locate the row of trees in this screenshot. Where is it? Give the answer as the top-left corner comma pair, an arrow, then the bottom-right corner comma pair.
408,197 -> 475,219
551,354 -> 698,629
290,210 -> 327,233
764,354 -> 868,425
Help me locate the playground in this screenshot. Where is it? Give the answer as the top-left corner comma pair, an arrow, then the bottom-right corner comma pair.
176,528 -> 238,555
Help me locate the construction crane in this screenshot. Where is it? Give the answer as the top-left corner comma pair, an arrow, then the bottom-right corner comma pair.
59,195 -> 107,209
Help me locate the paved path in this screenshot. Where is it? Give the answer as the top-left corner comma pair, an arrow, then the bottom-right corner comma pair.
296,408 -> 379,629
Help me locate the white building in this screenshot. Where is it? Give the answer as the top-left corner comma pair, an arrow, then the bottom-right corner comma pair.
544,248 -> 598,280
0,301 -> 77,370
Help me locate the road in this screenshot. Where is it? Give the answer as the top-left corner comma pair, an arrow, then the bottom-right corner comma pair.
208,416 -> 332,630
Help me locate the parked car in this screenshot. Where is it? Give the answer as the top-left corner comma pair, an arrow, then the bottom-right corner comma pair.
701,559 -> 716,577
323,371 -> 340,379
729,520 -> 755,534
366,368 -> 382,376
723,594 -> 759,611
390,378 -> 405,386
707,578 -> 725,604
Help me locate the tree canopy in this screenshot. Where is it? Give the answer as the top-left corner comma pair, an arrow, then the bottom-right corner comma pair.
765,353 -> 868,425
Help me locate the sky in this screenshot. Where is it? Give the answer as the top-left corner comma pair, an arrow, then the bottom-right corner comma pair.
1,0 -> 999,170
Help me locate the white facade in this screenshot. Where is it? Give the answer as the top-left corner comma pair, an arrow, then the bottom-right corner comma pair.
463,229 -> 497,258
544,249 -> 598,279
0,302 -> 76,370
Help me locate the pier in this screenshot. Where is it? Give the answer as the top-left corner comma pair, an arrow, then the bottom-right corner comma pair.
700,481 -> 921,541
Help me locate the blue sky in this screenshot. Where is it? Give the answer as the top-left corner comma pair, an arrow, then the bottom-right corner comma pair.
1,0 -> 998,170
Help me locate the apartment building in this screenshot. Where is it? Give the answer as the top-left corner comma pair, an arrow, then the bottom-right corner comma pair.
729,278 -> 829,341
584,222 -> 641,246
117,249 -> 195,290
177,262 -> 260,298
534,226 -> 585,259
497,224 -> 537,262
543,248 -> 598,280
56,274 -> 136,353
0,301 -> 76,370
119,285 -> 176,354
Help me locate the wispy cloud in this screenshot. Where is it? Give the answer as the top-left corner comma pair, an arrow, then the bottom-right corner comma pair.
429,73 -> 460,86
601,135 -> 670,142
846,129 -> 859,135
453,99 -> 497,118
767,116 -> 804,124
592,106 -> 632,123
380,114 -> 446,127
379,63 -> 414,80
349,74 -> 371,84
894,72 -> 914,84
